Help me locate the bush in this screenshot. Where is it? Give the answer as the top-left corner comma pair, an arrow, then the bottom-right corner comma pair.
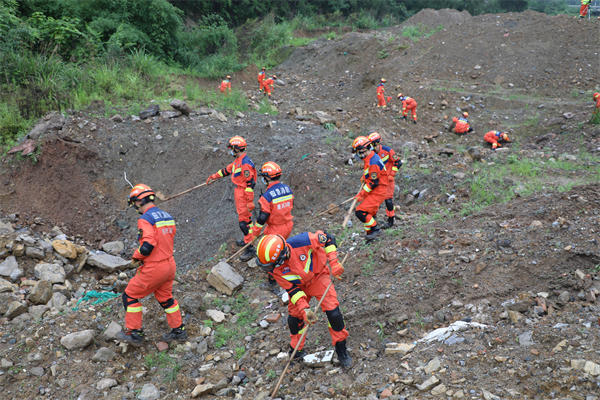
0,102 -> 31,146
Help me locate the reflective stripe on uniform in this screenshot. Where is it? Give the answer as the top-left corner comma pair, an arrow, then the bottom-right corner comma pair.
155,220 -> 175,228
272,194 -> 293,204
127,305 -> 142,313
381,155 -> 389,163
365,217 -> 376,227
283,274 -> 302,282
291,290 -> 307,304
363,184 -> 372,193
303,249 -> 313,273
392,166 -> 399,172
324,245 -> 336,254
234,167 -> 242,174
245,187 -> 253,193
217,170 -> 224,177
165,304 -> 179,314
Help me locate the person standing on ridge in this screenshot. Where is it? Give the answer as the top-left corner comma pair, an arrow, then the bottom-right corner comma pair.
206,136 -> 257,261
352,136 -> 388,241
579,0 -> 591,18
397,93 -> 418,124
116,184 -> 186,347
367,132 -> 402,229
258,67 -> 266,92
219,75 -> 232,95
377,79 -> 387,108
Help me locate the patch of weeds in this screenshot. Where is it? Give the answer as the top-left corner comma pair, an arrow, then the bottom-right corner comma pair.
376,321 -> 386,341
414,311 -> 425,329
145,352 -> 181,382
377,49 -> 390,59
235,346 -> 246,359
590,110 -> 600,125
396,44 -> 409,50
212,294 -> 260,348
257,98 -> 278,115
452,278 -> 463,285
266,370 -> 277,379
323,123 -> 336,131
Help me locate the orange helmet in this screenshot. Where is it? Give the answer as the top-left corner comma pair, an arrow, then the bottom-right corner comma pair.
261,67 -> 266,71
259,161 -> 282,181
367,131 -> 382,144
463,112 -> 469,118
352,136 -> 371,158
227,136 -> 247,151
380,78 -> 386,83
256,234 -> 289,270
594,92 -> 599,100
502,133 -> 510,141
128,184 -> 155,206
226,75 -> 231,79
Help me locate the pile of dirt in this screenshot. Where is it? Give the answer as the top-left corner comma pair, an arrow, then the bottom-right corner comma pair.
402,7 -> 471,28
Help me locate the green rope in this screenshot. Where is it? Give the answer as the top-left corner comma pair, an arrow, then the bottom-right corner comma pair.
72,290 -> 120,311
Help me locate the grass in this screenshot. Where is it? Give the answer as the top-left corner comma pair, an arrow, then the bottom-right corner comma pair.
211,294 -> 260,349
257,98 -> 278,115
145,352 -> 181,382
401,24 -> 444,42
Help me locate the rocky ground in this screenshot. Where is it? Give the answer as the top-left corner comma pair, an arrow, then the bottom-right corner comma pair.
0,8 -> 599,400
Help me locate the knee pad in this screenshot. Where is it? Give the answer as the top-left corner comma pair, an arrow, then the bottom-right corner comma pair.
355,210 -> 368,223
288,314 -> 304,335
385,199 -> 394,212
238,220 -> 250,236
122,292 -> 139,310
325,307 -> 345,332
159,298 -> 175,310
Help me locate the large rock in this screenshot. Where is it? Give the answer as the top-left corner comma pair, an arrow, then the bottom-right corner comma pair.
206,309 -> 226,323
96,378 -> 118,390
303,350 -> 334,367
60,330 -> 95,350
101,321 -> 122,341
34,263 -> 66,284
180,293 -> 205,313
92,347 -> 118,362
139,383 -> 160,400
25,246 -> 45,259
49,292 -> 68,310
170,99 -> 193,116
139,104 -> 160,120
5,301 -> 28,319
0,221 -> 14,232
464,146 -> 483,161
29,305 -> 49,318
52,240 -> 78,259
0,277 -> 18,293
424,357 -> 441,373
584,361 -> 600,376
29,280 -> 52,305
27,112 -> 66,140
207,262 -> 244,295
0,292 -> 20,314
313,111 -> 336,124
0,256 -> 19,278
210,110 -> 227,122
417,375 -> 440,391
87,253 -> 130,272
384,342 -> 415,355
191,384 -> 215,397
197,108 -> 215,115
102,241 -> 124,256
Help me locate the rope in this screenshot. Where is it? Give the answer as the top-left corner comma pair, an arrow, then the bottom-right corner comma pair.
72,290 -> 120,311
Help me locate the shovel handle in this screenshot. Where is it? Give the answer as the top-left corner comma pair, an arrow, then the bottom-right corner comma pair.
313,196 -> 355,218
161,182 -> 207,202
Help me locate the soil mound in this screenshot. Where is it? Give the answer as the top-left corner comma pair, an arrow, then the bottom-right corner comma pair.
404,7 -> 471,27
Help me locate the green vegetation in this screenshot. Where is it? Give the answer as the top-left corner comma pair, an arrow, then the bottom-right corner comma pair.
211,295 -> 260,348
401,24 -> 444,42
591,111 -> 600,125
145,351 -> 181,382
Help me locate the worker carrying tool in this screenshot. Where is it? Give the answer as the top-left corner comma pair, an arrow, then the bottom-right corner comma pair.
451,112 -> 473,135
352,136 -> 388,241
206,136 -> 257,261
252,161 -> 295,292
255,232 -> 353,369
220,75 -> 232,95
368,132 -> 402,229
263,75 -> 276,98
117,184 -> 186,347
397,93 -> 418,124
258,67 -> 266,92
377,79 -> 387,108
484,130 -> 510,150
579,0 -> 591,18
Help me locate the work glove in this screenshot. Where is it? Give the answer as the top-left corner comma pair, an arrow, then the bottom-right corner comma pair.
302,309 -> 318,324
206,173 -> 219,185
247,202 -> 255,212
355,194 -> 364,203
130,259 -> 142,269
330,258 -> 344,280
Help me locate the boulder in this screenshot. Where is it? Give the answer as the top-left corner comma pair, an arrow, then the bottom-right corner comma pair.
49,292 -> 68,310
191,384 -> 215,397
60,330 -> 95,350
180,293 -> 205,313
27,112 -> 66,140
464,147 -> 483,161
92,347 -> 118,362
102,241 -> 124,256
0,277 -> 18,293
96,378 -> 118,390
29,305 -> 49,318
313,111 -> 336,124
0,256 -> 19,278
161,110 -> 181,119
5,301 -> 28,319
25,246 -> 45,259
197,108 -> 215,115
34,263 -> 66,284
109,115 -> 124,123
139,383 -> 160,400
101,321 -> 122,341
0,221 -> 14,232
29,280 -> 52,305
170,99 -> 193,116
139,104 -> 160,120
87,253 -> 130,272
417,375 -> 440,391
0,292 -> 20,314
210,110 -> 227,122
52,240 -> 78,259
207,262 -> 244,295
206,309 -> 226,323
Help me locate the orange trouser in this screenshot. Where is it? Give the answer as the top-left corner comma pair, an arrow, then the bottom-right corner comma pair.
264,85 -> 272,96
403,104 -> 417,121
263,221 -> 294,239
580,4 -> 589,16
124,257 -> 182,330
385,179 -> 395,218
234,186 -> 254,244
357,185 -> 386,231
288,274 -> 349,350
377,94 -> 386,107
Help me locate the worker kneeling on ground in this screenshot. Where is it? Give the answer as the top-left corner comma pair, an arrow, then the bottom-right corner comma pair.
252,161 -> 294,291
452,112 -> 473,135
352,136 -> 388,241
117,184 -> 186,347
397,93 -> 418,124
484,130 -> 510,150
206,136 -> 257,261
263,75 -> 275,97
256,232 -> 353,369
368,132 -> 402,229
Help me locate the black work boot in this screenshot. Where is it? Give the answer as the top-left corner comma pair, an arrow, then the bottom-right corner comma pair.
116,329 -> 144,347
366,225 -> 383,241
381,216 -> 394,230
161,325 -> 188,342
239,244 -> 256,262
236,238 -> 246,247
289,345 -> 305,360
413,120 -> 417,125
335,340 -> 353,369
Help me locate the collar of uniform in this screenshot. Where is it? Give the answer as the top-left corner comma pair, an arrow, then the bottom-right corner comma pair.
234,153 -> 246,162
142,204 -> 156,215
266,181 -> 280,189
363,150 -> 375,164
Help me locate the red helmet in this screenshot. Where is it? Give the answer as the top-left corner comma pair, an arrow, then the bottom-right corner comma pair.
128,184 -> 155,205
272,75 -> 277,79
502,133 -> 510,141
259,161 -> 282,180
594,92 -> 599,100
261,67 -> 266,71
352,136 -> 371,151
226,75 -> 231,79
367,131 -> 382,144
380,78 -> 386,83
256,234 -> 288,270
228,136 -> 247,151
463,112 -> 469,118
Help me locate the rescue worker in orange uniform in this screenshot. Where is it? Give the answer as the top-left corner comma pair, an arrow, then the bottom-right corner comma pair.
263,75 -> 275,97
593,92 -> 600,113
352,136 -> 388,241
579,0 -> 591,18
255,232 -> 352,369
368,132 -> 402,229
220,75 -> 232,95
252,161 -> 295,291
377,78 -> 387,108
258,67 -> 266,92
484,130 -> 510,150
116,184 -> 186,347
206,136 -> 257,261
397,93 -> 418,124
452,112 -> 473,135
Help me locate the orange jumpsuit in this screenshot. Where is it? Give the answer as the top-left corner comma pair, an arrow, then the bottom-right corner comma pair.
580,0 -> 591,17
484,131 -> 504,149
220,79 -> 231,94
258,71 -> 265,91
375,145 -> 401,218
210,154 -> 257,244
376,84 -> 386,107
452,117 -> 471,134
270,231 -> 348,350
263,77 -> 274,97
356,151 -> 388,233
252,181 -> 294,239
400,96 -> 418,121
124,205 -> 182,331
594,93 -> 600,110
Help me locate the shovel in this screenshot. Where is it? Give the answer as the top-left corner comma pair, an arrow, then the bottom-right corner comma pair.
156,182 -> 208,202
312,196 -> 355,219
